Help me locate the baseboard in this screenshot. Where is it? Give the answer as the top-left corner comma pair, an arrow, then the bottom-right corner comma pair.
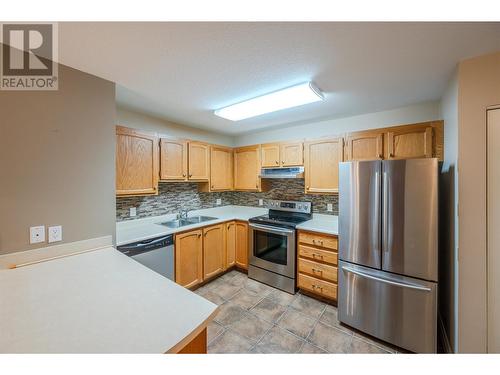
438,313 -> 453,353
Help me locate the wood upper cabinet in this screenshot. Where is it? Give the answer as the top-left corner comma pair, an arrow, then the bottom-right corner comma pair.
281,141 -> 304,166
304,137 -> 343,194
116,126 -> 159,196
175,229 -> 203,289
235,221 -> 249,270
385,124 -> 434,160
261,143 -> 281,167
344,130 -> 384,161
188,142 -> 210,180
234,145 -> 261,191
210,145 -> 233,191
203,224 -> 225,280
225,221 -> 236,269
160,138 -> 188,181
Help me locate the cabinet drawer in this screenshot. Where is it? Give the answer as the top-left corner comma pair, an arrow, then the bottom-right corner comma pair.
298,273 -> 337,300
298,258 -> 337,283
299,232 -> 338,250
298,245 -> 338,265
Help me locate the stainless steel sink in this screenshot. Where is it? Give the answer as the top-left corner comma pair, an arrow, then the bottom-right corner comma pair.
158,216 -> 217,228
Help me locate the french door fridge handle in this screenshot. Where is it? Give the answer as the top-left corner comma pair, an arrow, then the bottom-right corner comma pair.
341,265 -> 432,292
382,169 -> 389,253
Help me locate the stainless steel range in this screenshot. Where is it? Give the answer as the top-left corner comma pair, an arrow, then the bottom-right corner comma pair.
248,200 -> 312,294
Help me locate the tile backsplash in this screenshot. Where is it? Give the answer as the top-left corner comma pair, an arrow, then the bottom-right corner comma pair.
116,179 -> 338,221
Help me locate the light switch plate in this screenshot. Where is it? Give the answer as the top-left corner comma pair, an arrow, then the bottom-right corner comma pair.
130,207 -> 137,217
48,225 -> 62,243
327,203 -> 333,212
30,225 -> 45,244
259,199 -> 264,206
216,198 -> 222,205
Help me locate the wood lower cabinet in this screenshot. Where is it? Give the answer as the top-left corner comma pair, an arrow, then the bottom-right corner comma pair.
116,126 -> 159,196
344,130 -> 384,161
281,141 -> 303,166
160,138 -> 188,181
209,145 -> 233,191
188,142 -> 210,180
225,221 -> 236,268
175,229 -> 203,288
304,137 -> 343,194
235,221 -> 249,270
234,145 -> 261,191
202,224 -> 225,279
297,230 -> 338,302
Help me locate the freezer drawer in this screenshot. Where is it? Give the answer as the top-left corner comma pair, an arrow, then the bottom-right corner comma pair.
338,261 -> 437,353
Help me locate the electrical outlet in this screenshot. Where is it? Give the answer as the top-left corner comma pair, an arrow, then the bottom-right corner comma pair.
30,226 -> 45,244
327,203 -> 333,212
216,198 -> 222,205
130,207 -> 137,217
259,199 -> 264,206
48,225 -> 63,243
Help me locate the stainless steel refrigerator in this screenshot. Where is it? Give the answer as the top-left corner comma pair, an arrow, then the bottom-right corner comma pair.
338,158 -> 438,353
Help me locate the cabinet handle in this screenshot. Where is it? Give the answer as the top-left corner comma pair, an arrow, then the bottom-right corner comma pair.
182,173 -> 186,177
189,174 -> 193,178
211,185 -> 214,189
312,268 -> 322,274
275,160 -> 279,165
282,160 -> 285,164
198,233 -> 201,238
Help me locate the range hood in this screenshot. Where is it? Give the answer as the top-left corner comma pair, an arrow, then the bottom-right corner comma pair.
259,167 -> 304,179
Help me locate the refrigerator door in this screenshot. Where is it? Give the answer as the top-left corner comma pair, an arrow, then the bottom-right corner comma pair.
382,159 -> 438,281
339,161 -> 382,269
338,260 -> 437,353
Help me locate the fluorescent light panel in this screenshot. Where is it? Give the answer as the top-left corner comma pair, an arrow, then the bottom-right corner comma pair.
214,82 -> 324,121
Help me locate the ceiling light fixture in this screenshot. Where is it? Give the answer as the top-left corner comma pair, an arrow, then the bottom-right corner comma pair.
214,81 -> 324,121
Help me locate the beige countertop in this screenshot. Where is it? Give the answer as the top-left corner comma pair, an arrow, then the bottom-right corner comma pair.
116,205 -> 338,245
0,246 -> 217,353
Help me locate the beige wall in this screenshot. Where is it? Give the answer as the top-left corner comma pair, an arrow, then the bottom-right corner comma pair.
0,64 -> 116,255
457,50 -> 500,353
234,101 -> 441,146
439,70 -> 459,352
117,107 -> 234,146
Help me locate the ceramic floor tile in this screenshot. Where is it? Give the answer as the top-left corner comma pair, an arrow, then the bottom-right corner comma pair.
349,336 -> 392,354
207,321 -> 225,343
250,297 -> 288,324
207,329 -> 254,354
229,272 -> 248,287
228,311 -> 273,342
268,288 -> 298,306
252,326 -> 305,354
197,289 -> 226,305
299,342 -> 328,354
308,321 -> 353,353
244,278 -> 275,295
211,282 -> 243,300
278,307 -> 317,339
290,293 -> 327,319
214,301 -> 247,326
352,332 -> 398,353
319,305 -> 353,334
229,288 -> 264,310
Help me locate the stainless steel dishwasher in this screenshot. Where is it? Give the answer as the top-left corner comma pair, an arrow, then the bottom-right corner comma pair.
117,234 -> 174,280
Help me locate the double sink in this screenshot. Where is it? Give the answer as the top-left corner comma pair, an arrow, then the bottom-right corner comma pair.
158,216 -> 217,229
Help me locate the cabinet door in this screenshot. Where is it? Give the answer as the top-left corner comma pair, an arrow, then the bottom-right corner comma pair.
210,146 -> 233,191
116,126 -> 159,196
234,145 -> 261,191
281,142 -> 303,166
345,131 -> 383,161
225,221 -> 236,269
203,224 -> 225,279
188,142 -> 210,180
304,138 -> 343,194
261,143 -> 280,167
235,222 -> 248,270
160,139 -> 187,181
175,230 -> 203,288
385,126 -> 433,160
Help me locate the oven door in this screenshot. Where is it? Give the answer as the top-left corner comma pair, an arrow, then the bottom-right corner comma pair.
248,223 -> 296,278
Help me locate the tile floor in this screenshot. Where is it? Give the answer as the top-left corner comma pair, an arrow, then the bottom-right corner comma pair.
194,270 -> 401,354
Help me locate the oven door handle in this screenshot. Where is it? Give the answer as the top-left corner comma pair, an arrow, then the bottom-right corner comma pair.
249,223 -> 295,235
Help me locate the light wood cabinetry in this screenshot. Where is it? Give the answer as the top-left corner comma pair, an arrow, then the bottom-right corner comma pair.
297,230 -> 338,302
225,221 -> 236,269
209,145 -> 233,191
304,137 -> 343,194
116,126 -> 159,196
188,142 -> 210,180
175,229 -> 203,288
261,143 -> 281,167
261,141 -> 304,168
160,139 -> 188,181
385,124 -> 433,160
235,221 -> 249,270
234,145 -> 261,191
202,224 -> 225,279
344,130 -> 384,161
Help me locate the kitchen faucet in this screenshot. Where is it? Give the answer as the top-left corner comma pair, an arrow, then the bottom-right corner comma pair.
178,209 -> 190,219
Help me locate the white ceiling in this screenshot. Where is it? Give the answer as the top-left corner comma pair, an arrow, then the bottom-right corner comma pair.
58,22 -> 500,135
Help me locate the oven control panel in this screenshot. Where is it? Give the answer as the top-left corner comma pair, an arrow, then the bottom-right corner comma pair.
265,199 -> 312,214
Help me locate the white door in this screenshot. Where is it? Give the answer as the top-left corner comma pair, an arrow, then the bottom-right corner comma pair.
487,108 -> 500,353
